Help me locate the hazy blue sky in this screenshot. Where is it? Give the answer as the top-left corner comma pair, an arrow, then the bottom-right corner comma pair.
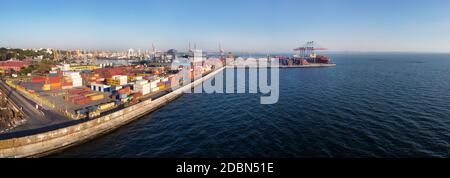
1,0 -> 450,53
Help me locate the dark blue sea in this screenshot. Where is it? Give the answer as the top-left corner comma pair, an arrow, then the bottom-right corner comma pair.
55,53 -> 450,158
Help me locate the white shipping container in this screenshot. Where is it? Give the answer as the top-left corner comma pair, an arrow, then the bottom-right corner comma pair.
112,75 -> 127,85
142,88 -> 150,95
135,80 -> 148,85
151,87 -> 159,92
150,81 -> 158,89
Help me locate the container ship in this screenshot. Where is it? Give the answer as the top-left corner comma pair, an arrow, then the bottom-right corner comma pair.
278,41 -> 331,66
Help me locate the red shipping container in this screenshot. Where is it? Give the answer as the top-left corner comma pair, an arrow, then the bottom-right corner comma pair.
48,76 -> 62,83
68,89 -> 85,95
70,96 -> 85,102
118,87 -> 131,94
133,92 -> 142,99
31,77 -> 46,83
62,82 -> 73,87
74,98 -> 90,105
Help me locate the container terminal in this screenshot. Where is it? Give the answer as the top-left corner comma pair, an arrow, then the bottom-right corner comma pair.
0,43 -> 335,157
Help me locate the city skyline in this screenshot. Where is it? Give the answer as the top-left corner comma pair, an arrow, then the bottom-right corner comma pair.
1,0 -> 450,53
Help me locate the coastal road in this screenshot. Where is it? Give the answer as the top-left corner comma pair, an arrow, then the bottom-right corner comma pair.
0,79 -> 58,130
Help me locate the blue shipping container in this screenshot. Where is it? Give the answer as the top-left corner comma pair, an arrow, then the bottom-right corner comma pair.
76,109 -> 88,115
87,106 -> 99,112
119,94 -> 128,99
102,87 -> 110,92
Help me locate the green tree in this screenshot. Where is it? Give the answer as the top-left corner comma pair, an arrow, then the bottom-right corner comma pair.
36,60 -> 53,74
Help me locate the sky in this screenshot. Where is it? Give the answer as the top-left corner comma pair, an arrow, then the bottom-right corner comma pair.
1,0 -> 450,53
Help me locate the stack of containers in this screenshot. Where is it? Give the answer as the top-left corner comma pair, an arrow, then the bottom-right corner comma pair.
64,72 -> 83,88
99,102 -> 115,111
168,75 -> 178,88
145,75 -> 155,81
62,75 -> 73,90
73,96 -> 91,105
68,88 -> 90,95
133,80 -> 150,95
160,77 -> 169,90
106,78 -> 121,86
89,93 -> 104,101
117,87 -> 131,102
135,76 -> 143,81
90,83 -> 111,92
32,77 -> 46,83
112,75 -> 128,85
118,87 -> 131,95
110,85 -> 123,92
48,76 -> 62,90
62,82 -> 73,90
133,92 -> 142,101
119,93 -> 128,101
83,73 -> 100,85
150,79 -> 159,93
42,84 -> 51,91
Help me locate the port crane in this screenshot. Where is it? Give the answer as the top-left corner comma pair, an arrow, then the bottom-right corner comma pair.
294,41 -> 329,63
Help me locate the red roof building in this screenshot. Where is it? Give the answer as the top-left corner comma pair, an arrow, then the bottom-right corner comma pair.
0,60 -> 29,72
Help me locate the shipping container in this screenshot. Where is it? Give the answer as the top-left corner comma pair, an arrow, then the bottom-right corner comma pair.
62,85 -> 73,90
118,87 -> 131,95
151,87 -> 160,92
110,86 -> 122,92
99,102 -> 115,111
70,96 -> 86,103
90,94 -> 104,101
119,94 -> 128,99
42,84 -> 51,91
68,89 -> 85,95
133,92 -> 142,98
76,109 -> 88,115
48,73 -> 59,77
87,106 -> 99,112
84,92 -> 97,97
32,77 -> 46,83
62,81 -> 73,87
74,98 -> 91,105
48,76 -> 62,83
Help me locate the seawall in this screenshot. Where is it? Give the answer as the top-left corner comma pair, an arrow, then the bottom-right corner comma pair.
0,67 -> 225,158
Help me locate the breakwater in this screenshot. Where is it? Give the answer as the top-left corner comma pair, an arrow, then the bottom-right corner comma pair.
0,67 -> 225,158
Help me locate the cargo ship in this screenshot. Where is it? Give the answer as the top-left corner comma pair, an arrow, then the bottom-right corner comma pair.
278,41 -> 331,66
